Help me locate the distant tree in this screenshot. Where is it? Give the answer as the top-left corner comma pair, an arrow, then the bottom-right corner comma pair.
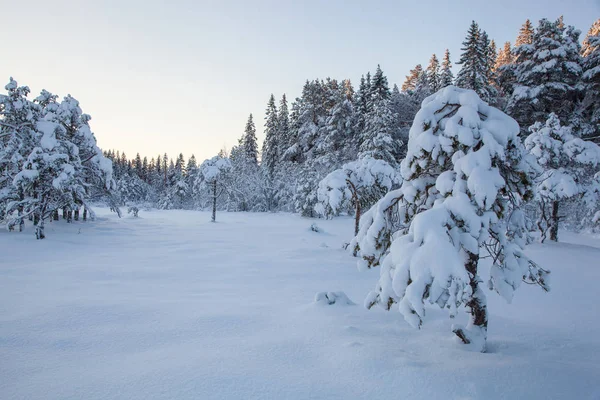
525,114 -> 600,241
580,19 -> 600,142
439,49 -> 454,89
315,156 -> 400,235
242,114 -> 259,166
426,54 -> 441,92
507,18 -> 582,134
197,156 -> 232,222
262,94 -> 279,179
401,64 -> 423,92
455,21 -> 496,102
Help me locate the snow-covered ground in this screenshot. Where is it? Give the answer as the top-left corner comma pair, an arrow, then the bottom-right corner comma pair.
1,209 -> 599,400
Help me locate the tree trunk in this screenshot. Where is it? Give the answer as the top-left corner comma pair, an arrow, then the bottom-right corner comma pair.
35,206 -> 46,240
452,252 -> 488,352
211,180 -> 217,223
35,219 -> 45,239
354,201 -> 361,236
67,210 -> 73,223
550,200 -> 559,242
18,205 -> 24,232
63,208 -> 68,220
83,208 -> 88,221
53,209 -> 59,221
74,208 -> 79,221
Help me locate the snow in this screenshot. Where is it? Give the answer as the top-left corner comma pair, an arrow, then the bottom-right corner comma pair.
1,209 -> 600,399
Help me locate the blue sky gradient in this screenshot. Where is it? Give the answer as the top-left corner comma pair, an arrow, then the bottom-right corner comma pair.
2,0 -> 598,162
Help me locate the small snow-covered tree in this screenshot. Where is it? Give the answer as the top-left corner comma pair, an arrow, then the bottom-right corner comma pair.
196,156 -> 231,222
352,86 -> 549,352
525,114 -> 600,241
315,156 -> 400,235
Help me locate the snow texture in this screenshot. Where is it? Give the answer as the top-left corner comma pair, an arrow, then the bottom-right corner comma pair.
0,209 -> 598,399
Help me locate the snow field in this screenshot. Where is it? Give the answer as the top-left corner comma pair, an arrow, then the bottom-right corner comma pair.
1,209 -> 599,399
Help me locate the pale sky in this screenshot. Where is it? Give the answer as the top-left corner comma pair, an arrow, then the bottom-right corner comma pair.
2,0 -> 598,163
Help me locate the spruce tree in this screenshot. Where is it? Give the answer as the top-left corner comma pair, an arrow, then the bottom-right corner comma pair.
515,19 -> 534,47
507,18 -> 582,134
262,94 -> 279,178
439,49 -> 454,89
277,94 -> 290,159
242,114 -> 259,166
426,54 -> 441,92
455,21 -> 495,102
401,64 -> 423,92
581,19 -> 600,142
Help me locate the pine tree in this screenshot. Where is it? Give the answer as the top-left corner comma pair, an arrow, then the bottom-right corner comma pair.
455,21 -> 495,102
439,49 -> 454,89
515,19 -> 534,47
426,54 -> 441,92
401,64 -> 423,92
525,114 -> 600,241
277,94 -> 290,160
369,65 -> 391,106
135,153 -> 143,177
352,86 -> 549,352
580,19 -> 600,142
507,17 -> 582,134
495,41 -> 514,69
262,94 -> 279,178
242,114 -> 259,166
142,156 -> 148,182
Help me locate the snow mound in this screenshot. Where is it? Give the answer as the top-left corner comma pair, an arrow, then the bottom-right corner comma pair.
314,291 -> 356,306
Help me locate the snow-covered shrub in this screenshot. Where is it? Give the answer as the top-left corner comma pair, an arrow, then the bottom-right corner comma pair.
315,156 -> 400,235
352,86 -> 550,352
525,114 -> 600,241
314,291 -> 355,306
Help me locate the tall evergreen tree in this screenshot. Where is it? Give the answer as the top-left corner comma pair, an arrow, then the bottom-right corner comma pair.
401,64 -> 423,92
426,54 -> 441,92
580,19 -> 600,141
507,17 -> 582,134
439,49 -> 454,89
242,114 -> 259,166
262,94 -> 279,178
515,19 -> 534,47
277,94 -> 290,160
455,21 -> 495,102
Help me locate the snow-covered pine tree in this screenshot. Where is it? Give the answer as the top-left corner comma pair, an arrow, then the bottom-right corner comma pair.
439,49 -> 454,89
401,64 -> 423,92
262,94 -> 279,180
0,78 -> 39,231
277,94 -> 290,161
243,114 -> 259,166
426,54 -> 441,93
455,21 -> 496,102
507,18 -> 582,134
580,19 -> 600,142
494,41 -> 515,101
352,86 -> 549,352
321,81 -> 356,164
359,66 -> 401,168
525,113 -> 600,241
